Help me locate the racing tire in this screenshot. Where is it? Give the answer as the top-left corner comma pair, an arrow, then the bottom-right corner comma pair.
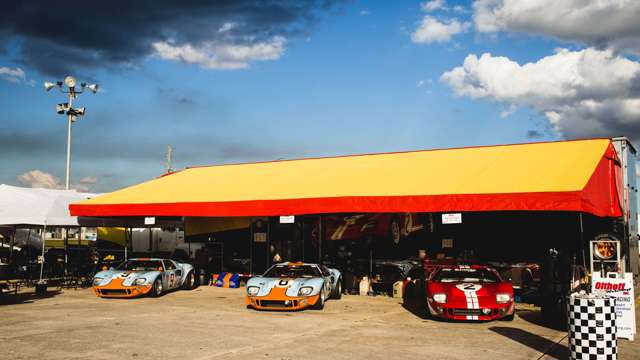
182,271 -> 196,290
151,277 -> 163,297
331,278 -> 342,300
314,292 -> 325,310
501,313 -> 515,321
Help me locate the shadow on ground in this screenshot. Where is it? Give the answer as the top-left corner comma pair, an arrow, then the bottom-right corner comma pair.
489,326 -> 568,359
0,289 -> 63,305
517,308 -> 566,331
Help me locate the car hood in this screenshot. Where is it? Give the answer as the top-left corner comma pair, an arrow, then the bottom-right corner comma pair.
246,276 -> 324,297
94,270 -> 161,287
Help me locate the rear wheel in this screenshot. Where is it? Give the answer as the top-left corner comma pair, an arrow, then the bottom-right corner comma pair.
151,278 -> 163,297
331,278 -> 342,299
182,271 -> 196,290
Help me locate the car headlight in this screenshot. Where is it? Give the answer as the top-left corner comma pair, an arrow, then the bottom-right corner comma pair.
134,278 -> 147,285
298,286 -> 314,296
93,277 -> 103,286
247,286 -> 260,296
496,293 -> 511,304
432,293 -> 447,303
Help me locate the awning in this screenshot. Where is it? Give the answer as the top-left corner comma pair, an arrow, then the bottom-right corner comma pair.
0,184 -> 96,226
70,139 -> 623,218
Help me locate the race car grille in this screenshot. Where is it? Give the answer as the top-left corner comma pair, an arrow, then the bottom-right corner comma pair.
448,308 -> 498,316
257,300 -> 298,308
98,289 -> 130,296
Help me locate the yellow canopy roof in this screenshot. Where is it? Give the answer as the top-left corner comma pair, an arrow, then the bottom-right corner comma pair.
70,139 -> 622,218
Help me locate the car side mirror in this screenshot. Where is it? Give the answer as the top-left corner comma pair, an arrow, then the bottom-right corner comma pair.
175,269 -> 182,276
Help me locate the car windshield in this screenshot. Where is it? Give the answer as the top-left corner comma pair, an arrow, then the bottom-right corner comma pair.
263,264 -> 321,278
433,268 -> 499,283
117,260 -> 163,272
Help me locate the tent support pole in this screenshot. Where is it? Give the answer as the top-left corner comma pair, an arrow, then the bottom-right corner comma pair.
124,227 -> 129,261
579,212 -> 586,268
148,228 -> 153,256
39,225 -> 46,282
8,225 -> 15,265
64,227 -> 69,275
318,215 -> 323,263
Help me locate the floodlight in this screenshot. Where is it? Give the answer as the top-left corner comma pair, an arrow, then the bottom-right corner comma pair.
56,103 -> 68,114
64,75 -> 76,88
69,107 -> 85,116
86,83 -> 99,93
44,81 -> 57,91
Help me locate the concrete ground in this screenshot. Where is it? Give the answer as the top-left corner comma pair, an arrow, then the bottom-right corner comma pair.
1,286 -> 638,360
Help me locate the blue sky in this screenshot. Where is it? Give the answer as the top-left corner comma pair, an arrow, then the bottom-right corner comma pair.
1,0 -> 639,192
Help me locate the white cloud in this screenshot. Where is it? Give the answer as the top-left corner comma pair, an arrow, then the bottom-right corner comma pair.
473,0 -> 640,53
0,66 -> 26,84
412,16 -> 471,44
218,22 -> 236,33
152,36 -> 286,70
360,10 -> 369,16
18,170 -> 60,190
453,5 -> 466,13
17,170 -> 96,192
421,0 -> 447,12
79,176 -> 97,185
441,47 -> 640,139
500,104 -> 517,118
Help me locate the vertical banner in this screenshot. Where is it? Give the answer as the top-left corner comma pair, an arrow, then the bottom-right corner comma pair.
592,273 -> 636,340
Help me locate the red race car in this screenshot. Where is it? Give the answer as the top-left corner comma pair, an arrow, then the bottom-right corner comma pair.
426,265 -> 515,321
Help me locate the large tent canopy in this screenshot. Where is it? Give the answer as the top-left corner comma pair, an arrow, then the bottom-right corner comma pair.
70,139 -> 622,218
0,184 -> 95,226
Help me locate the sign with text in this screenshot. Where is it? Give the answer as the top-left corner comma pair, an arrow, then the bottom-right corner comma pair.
279,215 -> 295,224
592,273 -> 636,340
442,213 -> 462,224
144,217 -> 156,225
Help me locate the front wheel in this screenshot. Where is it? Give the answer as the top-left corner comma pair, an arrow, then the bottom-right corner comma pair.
501,313 -> 515,321
182,271 -> 196,290
314,292 -> 325,310
151,278 -> 163,297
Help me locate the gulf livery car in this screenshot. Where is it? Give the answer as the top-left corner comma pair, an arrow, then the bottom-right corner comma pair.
92,258 -> 196,298
245,262 -> 342,310
426,265 -> 515,321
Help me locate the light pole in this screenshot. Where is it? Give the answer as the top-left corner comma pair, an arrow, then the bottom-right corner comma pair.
44,76 -> 98,190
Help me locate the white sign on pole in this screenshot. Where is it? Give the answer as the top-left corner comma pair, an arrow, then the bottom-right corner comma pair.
592,273 -> 636,340
442,213 -> 462,224
279,215 -> 295,224
144,217 -> 156,225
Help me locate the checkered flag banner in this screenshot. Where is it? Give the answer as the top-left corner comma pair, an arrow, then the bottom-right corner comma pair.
568,293 -> 617,360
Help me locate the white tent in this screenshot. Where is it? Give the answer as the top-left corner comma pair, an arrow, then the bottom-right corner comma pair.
0,184 -> 96,282
0,184 -> 95,226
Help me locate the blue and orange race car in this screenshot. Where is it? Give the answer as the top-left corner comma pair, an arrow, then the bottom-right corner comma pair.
426,265 -> 515,321
92,258 -> 196,298
245,262 -> 342,311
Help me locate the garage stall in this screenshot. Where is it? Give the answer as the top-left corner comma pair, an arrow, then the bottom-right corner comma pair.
70,138 -> 637,323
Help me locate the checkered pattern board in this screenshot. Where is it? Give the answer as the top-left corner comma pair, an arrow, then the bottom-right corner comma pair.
568,295 -> 617,360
